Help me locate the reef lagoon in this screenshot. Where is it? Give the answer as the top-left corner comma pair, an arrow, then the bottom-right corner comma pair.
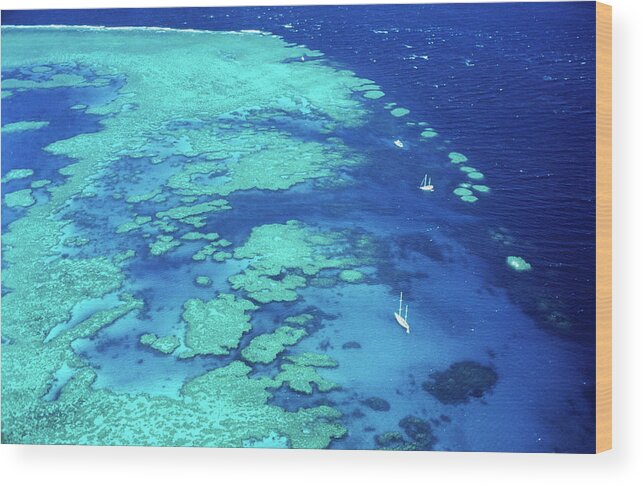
1,3 -> 596,452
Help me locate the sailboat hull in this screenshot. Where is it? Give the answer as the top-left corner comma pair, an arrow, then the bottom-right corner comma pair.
394,312 -> 410,333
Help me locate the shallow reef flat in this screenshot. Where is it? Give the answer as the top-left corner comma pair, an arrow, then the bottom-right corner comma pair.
2,168 -> 34,183
1,25 -> 382,448
4,188 -> 36,208
230,221 -> 367,303
1,120 -> 49,133
1,26 -> 371,165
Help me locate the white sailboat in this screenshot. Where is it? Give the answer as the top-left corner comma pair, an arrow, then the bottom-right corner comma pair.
394,292 -> 410,334
419,174 -> 434,192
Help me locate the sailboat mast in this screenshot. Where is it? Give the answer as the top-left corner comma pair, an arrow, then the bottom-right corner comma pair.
405,305 -> 408,320
399,292 -> 403,314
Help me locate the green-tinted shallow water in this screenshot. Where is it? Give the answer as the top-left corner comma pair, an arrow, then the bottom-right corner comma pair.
1,25 -> 384,448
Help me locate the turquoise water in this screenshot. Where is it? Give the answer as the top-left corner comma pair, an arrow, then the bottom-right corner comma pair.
1,3 -> 596,452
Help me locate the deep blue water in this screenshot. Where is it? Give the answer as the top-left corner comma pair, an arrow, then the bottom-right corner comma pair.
2,2 -> 596,452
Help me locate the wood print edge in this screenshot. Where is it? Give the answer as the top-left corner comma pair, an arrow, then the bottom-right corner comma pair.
595,0 -> 612,454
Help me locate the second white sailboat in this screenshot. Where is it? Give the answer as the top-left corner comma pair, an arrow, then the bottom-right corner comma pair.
394,291 -> 410,334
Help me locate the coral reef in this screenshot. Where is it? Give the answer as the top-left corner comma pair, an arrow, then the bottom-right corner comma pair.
195,275 -> 212,287
422,361 -> 498,404
420,128 -> 438,138
467,171 -> 484,181
230,220 -> 362,303
31,179 -> 52,189
2,120 -> 49,133
140,333 -> 180,354
285,353 -> 338,368
363,90 -> 385,99
374,415 -> 436,451
5,189 -> 36,208
165,129 -> 361,198
2,168 -> 34,183
472,184 -> 490,193
448,152 -> 468,164
284,313 -> 315,326
4,359 -> 346,448
126,189 -> 162,204
181,294 -> 257,356
273,353 -> 339,394
339,269 -> 365,283
0,24 -> 380,448
506,256 -> 532,272
275,362 -> 338,394
390,107 -> 410,117
156,199 -> 230,220
241,326 -> 307,364
112,249 -> 136,264
398,415 -> 436,450
115,215 -> 151,234
453,187 -> 473,197
375,432 -> 407,449
229,269 -> 306,303
2,72 -> 99,90
341,341 -> 361,349
149,235 -> 181,256
191,236 -> 231,262
62,236 -> 90,247
362,396 -> 390,411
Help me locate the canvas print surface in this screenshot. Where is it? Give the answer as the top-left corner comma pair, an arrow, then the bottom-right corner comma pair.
1,2 -> 601,452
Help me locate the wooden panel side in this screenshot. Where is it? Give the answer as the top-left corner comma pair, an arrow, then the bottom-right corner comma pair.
595,1 -> 612,454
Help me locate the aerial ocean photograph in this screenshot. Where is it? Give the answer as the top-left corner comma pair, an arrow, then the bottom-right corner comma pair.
1,2 -> 597,452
